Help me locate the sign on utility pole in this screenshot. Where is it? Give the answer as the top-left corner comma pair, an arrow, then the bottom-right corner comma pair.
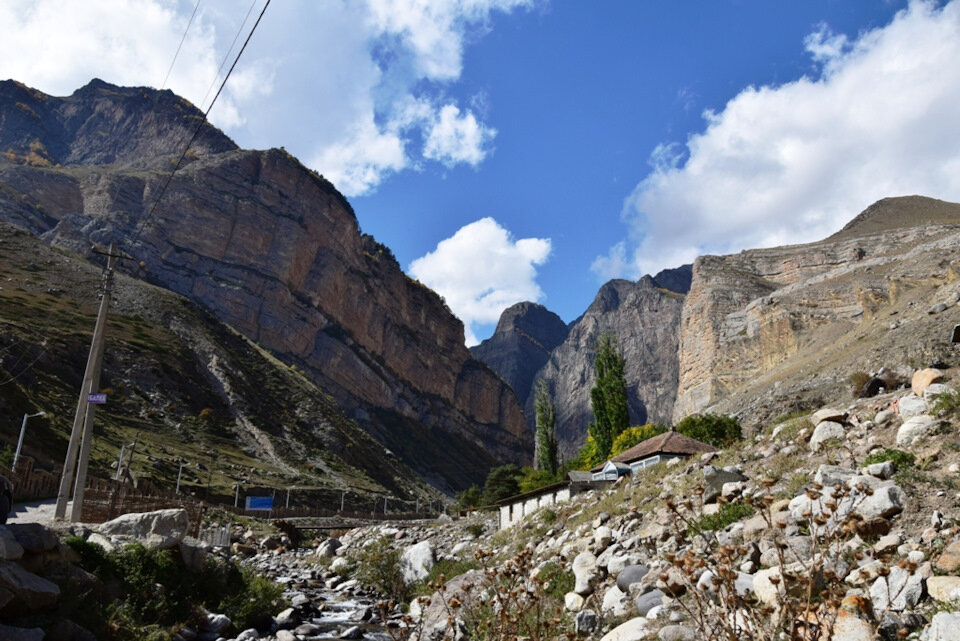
55,244 -> 119,521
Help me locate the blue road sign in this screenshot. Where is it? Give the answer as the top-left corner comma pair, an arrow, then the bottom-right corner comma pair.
245,496 -> 273,511
88,393 -> 107,404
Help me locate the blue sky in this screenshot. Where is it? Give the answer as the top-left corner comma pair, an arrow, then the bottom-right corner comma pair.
3,1 -> 960,345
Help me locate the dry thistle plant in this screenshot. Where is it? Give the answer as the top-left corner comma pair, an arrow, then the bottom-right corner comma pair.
655,477 -> 913,641
381,547 -> 568,641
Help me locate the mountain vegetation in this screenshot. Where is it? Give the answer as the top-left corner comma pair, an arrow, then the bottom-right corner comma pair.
588,334 -> 631,461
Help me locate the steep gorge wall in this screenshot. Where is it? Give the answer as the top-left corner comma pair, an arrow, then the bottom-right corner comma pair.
674,210 -> 960,422
0,81 -> 529,491
532,277 -> 686,456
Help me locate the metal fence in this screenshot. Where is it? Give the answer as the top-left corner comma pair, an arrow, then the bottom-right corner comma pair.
0,460 -> 60,502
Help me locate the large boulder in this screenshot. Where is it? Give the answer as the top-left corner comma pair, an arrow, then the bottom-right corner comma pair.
912,368 -> 944,396
0,527 -> 24,561
98,509 -> 190,549
0,625 -> 44,641
896,415 -> 940,447
809,421 -> 845,451
703,466 -> 748,504
415,570 -> 482,641
869,566 -> 923,612
898,395 -> 929,420
0,561 -> 60,613
400,540 -> 435,585
920,612 -> 960,641
7,524 -> 58,554
573,551 -> 601,595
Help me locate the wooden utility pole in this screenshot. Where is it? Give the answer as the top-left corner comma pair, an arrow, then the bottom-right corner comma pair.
55,244 -> 118,521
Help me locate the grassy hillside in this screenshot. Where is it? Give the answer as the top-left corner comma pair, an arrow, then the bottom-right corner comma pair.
0,222 -> 441,508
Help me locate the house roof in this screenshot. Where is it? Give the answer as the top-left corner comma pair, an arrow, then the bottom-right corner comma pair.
590,431 -> 717,472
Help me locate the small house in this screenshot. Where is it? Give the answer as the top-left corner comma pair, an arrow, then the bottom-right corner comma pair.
496,472 -> 610,530
591,431 -> 716,481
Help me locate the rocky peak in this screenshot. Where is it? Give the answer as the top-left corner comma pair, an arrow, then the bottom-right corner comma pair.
0,78 -> 236,168
471,302 -> 568,406
829,195 -> 960,241
529,277 -> 686,455
493,302 -> 569,351
651,264 -> 693,294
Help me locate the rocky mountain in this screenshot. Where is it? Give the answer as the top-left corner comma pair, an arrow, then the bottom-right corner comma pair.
0,79 -> 530,493
0,221 -> 439,506
475,196 -> 960,457
470,302 -> 569,406
516,270 -> 690,457
676,195 -> 960,430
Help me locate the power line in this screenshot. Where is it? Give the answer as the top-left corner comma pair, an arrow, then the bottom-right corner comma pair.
199,0 -> 259,113
161,0 -> 202,90
129,0 -> 271,248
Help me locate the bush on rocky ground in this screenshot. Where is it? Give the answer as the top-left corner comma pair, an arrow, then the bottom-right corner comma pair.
63,538 -> 284,640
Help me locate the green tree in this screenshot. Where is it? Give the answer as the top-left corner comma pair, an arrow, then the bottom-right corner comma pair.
517,466 -> 557,493
482,464 -> 522,504
456,486 -> 482,510
611,423 -> 668,456
533,379 -> 559,475
587,334 -> 630,461
674,413 -> 741,448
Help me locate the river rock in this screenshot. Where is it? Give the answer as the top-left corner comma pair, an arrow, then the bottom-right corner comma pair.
565,591 -> 585,611
634,589 -> 665,616
617,564 -> 649,592
599,617 -> 652,641
573,551 -> 601,595
658,625 -> 696,641
400,540 -> 434,585
575,609 -> 599,636
602,584 -> 633,617
98,509 -> 190,549
937,541 -> 960,572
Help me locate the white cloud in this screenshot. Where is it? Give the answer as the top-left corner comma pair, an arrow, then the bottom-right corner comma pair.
0,0 -> 530,196
423,104 -> 495,167
409,218 -> 551,345
596,0 -> 960,279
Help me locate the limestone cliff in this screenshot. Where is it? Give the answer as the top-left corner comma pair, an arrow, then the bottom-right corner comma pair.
529,277 -> 687,457
0,80 -> 530,492
674,196 -> 960,427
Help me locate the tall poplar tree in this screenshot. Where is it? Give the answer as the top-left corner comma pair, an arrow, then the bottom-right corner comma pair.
588,334 -> 630,461
534,379 -> 558,475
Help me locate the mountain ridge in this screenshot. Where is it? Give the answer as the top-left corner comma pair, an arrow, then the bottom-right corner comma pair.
0,79 -> 530,493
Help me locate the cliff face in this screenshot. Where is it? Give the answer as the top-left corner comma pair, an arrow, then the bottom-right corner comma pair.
470,302 -> 569,406
674,196 -> 960,425
0,80 -> 530,492
530,277 -> 686,456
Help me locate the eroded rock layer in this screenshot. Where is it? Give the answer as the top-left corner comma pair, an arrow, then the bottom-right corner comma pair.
0,80 -> 530,492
